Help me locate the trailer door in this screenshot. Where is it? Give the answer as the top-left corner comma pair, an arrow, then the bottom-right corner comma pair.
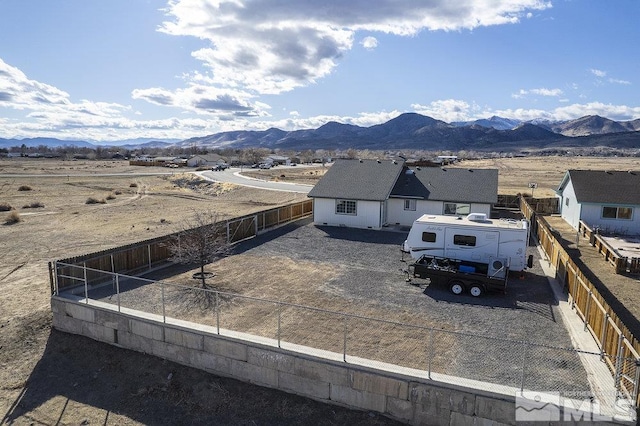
444,228 -> 500,263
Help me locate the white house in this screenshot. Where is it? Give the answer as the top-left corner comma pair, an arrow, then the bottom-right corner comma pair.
387,166 -> 497,226
187,154 -> 227,168
556,169 -> 640,235
307,159 -> 498,230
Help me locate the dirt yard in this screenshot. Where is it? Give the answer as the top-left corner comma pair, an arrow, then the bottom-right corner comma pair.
1,159 -> 399,425
1,156 -> 638,424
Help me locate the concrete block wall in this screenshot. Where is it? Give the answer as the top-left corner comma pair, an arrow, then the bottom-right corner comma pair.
52,296 -> 524,425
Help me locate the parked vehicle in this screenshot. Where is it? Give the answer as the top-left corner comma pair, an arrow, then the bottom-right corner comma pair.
409,254 -> 509,296
401,213 -> 531,271
212,164 -> 228,171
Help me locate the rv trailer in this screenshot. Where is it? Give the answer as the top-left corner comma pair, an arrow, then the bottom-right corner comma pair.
401,213 -> 530,272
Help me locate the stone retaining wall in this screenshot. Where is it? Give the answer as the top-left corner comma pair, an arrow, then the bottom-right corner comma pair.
51,296 -> 524,425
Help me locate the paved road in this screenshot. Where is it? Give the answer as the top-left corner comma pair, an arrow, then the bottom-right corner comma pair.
197,167 -> 313,193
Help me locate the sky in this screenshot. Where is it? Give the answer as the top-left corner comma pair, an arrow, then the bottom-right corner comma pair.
1,0 -> 639,143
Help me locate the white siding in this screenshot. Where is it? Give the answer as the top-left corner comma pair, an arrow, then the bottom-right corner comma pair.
559,180 -> 582,229
580,203 -> 640,235
312,198 -> 383,229
560,179 -> 640,234
387,199 -> 491,226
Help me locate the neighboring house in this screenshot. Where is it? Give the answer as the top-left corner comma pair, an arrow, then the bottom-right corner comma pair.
187,154 -> 227,167
154,156 -> 179,165
556,170 -> 640,235
307,159 -> 498,229
266,155 -> 290,166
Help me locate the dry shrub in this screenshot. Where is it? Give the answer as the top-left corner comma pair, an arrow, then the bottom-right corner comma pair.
106,194 -> 116,200
5,210 -> 21,224
129,183 -> 138,188
86,197 -> 106,205
114,190 -> 122,195
0,203 -> 12,212
22,201 -> 45,209
17,185 -> 32,191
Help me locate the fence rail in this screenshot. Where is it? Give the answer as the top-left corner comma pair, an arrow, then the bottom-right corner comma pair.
520,197 -> 640,407
54,199 -> 313,292
578,220 -> 640,274
53,261 -> 640,410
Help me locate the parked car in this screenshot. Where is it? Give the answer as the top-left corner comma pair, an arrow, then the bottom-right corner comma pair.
212,164 -> 228,171
259,163 -> 272,169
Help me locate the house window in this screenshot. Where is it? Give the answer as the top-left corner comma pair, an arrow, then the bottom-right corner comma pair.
444,203 -> 471,216
565,198 -> 570,207
422,232 -> 437,243
336,199 -> 357,215
602,206 -> 633,220
453,234 -> 476,247
404,199 -> 417,211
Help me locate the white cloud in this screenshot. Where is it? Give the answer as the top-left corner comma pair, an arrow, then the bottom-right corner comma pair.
513,87 -> 563,98
609,78 -> 631,85
154,0 -> 551,98
361,36 -> 379,50
590,68 -> 607,78
131,84 -> 268,116
411,99 -> 480,122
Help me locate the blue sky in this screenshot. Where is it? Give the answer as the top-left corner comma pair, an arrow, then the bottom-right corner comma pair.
1,0 -> 639,142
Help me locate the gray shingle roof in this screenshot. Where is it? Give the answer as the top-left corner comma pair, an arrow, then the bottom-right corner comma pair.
308,159 -> 404,201
390,167 -> 498,204
563,170 -> 640,205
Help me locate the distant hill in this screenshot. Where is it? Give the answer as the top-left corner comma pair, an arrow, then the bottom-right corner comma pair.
0,137 -> 96,149
551,115 -> 640,136
2,114 -> 640,153
0,137 -> 177,150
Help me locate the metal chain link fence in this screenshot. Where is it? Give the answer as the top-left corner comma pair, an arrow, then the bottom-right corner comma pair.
54,262 -> 640,409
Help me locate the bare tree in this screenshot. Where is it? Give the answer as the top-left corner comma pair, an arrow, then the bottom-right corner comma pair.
168,210 -> 231,289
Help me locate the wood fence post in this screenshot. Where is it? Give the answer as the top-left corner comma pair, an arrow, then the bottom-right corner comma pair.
615,334 -> 625,389
584,291 -> 592,331
601,313 -> 610,358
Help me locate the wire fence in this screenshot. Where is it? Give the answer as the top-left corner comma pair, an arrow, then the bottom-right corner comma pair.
53,261 -> 640,411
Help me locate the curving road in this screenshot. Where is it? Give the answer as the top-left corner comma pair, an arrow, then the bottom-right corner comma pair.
197,167 -> 313,193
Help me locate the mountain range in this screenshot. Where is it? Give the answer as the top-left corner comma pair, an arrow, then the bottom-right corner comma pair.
3,115 -> 640,152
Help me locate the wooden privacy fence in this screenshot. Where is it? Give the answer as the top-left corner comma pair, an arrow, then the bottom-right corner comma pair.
521,197 -> 640,406
52,199 -> 313,293
578,220 -> 640,274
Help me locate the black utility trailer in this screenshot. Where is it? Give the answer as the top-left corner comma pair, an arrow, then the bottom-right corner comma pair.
408,255 -> 509,297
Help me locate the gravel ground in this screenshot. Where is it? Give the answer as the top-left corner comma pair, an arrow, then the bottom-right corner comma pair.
81,218 -> 591,394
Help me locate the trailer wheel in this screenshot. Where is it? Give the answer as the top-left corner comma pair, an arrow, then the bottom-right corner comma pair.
469,284 -> 484,297
449,280 -> 464,295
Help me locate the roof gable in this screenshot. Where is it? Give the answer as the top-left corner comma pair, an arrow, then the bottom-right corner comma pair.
390,167 -> 498,204
308,159 -> 404,201
563,170 -> 640,205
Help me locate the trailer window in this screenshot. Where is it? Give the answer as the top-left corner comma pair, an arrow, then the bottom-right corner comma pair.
453,234 -> 476,246
421,232 -> 436,243
336,199 -> 357,215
